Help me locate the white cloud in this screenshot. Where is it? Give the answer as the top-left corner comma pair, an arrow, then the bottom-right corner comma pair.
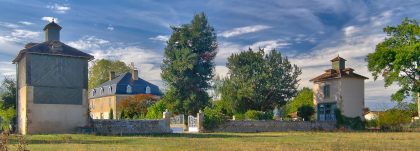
0,22 -> 20,28
41,17 -> 58,23
68,36 -> 164,88
0,29 -> 40,44
247,40 -> 290,53
46,3 -> 71,14
11,29 -> 40,39
107,25 -> 114,31
18,21 -> 33,26
67,36 -> 110,50
220,25 -> 271,38
343,26 -> 359,37
150,35 -> 169,42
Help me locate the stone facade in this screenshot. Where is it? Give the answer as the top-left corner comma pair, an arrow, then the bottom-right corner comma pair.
93,119 -> 172,135
14,22 -> 93,134
213,120 -> 336,132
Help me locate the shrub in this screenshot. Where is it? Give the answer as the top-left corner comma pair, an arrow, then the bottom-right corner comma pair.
146,100 -> 167,119
119,94 -> 157,119
203,107 -> 225,130
335,109 -> 365,130
244,110 -> 272,120
233,113 -> 245,120
378,108 -> 411,131
297,105 -> 314,121
0,107 -> 15,131
109,108 -> 114,120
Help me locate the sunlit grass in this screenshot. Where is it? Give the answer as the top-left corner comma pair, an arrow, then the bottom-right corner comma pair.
5,132 -> 420,151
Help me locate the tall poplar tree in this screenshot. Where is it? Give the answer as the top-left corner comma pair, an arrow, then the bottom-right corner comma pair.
161,13 -> 217,117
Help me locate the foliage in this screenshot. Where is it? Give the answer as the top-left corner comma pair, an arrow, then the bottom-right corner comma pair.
244,110 -> 273,120
220,49 -> 301,114
146,100 -> 167,119
367,18 -> 420,113
203,107 -> 225,130
378,108 -> 411,130
365,119 -> 379,128
285,87 -> 314,115
0,108 -> 16,131
118,94 -> 157,119
88,59 -> 132,90
233,113 -> 245,120
161,12 -> 217,116
335,109 -> 365,130
0,77 -> 16,109
109,108 -> 113,120
297,105 -> 315,121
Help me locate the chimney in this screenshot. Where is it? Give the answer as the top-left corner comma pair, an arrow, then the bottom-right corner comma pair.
132,70 -> 138,80
109,71 -> 115,81
43,19 -> 62,41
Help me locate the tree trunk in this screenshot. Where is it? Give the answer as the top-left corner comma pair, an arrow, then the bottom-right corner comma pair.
183,114 -> 189,131
417,92 -> 419,123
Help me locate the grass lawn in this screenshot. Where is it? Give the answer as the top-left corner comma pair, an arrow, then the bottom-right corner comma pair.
5,132 -> 420,151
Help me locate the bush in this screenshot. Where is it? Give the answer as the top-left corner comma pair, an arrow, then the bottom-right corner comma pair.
335,109 -> 365,130
203,107 -> 225,130
244,110 -> 273,120
119,94 -> 157,119
109,108 -> 114,120
146,100 -> 166,119
297,105 -> 314,121
0,107 -> 15,131
378,108 -> 411,131
233,113 -> 245,120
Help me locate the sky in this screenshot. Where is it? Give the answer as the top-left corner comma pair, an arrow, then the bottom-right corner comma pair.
0,0 -> 419,110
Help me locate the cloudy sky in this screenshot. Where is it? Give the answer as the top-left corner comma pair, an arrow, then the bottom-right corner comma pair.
0,0 -> 419,110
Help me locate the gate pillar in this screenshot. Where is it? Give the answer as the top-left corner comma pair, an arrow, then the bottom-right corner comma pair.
197,110 -> 204,132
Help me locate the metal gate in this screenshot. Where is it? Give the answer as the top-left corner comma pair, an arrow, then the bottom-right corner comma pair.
188,115 -> 198,133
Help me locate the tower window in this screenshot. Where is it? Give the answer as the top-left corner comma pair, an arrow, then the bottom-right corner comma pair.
323,85 -> 330,98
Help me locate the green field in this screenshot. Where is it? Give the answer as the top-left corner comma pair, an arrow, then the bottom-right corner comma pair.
5,132 -> 420,151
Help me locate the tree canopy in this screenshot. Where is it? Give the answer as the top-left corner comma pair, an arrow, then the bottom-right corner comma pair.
220,48 -> 301,114
367,17 -> 420,115
88,59 -> 132,89
0,77 -> 16,109
119,94 -> 157,119
161,12 -> 217,115
285,87 -> 314,115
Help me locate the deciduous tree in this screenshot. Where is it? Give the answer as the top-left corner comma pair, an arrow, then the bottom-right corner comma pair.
88,59 -> 132,89
367,17 -> 420,117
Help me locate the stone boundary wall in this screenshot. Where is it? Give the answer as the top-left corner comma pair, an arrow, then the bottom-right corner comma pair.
213,120 -> 336,132
93,119 -> 172,135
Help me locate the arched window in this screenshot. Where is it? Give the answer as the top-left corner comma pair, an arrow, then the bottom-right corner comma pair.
127,85 -> 132,93
92,89 -> 96,96
145,86 -> 151,94
108,86 -> 112,93
100,87 -> 104,95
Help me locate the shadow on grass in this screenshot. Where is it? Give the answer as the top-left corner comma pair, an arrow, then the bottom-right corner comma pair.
5,133 -> 292,145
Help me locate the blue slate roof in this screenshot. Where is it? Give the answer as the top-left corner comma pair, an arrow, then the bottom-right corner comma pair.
89,72 -> 161,99
13,40 -> 94,63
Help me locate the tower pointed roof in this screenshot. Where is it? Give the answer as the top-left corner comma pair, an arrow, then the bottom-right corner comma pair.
43,20 -> 62,31
330,55 -> 347,62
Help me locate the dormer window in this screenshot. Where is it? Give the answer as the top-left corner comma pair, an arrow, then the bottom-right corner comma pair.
100,87 -> 104,95
92,89 -> 96,96
108,86 -> 112,93
145,86 -> 151,94
127,85 -> 132,93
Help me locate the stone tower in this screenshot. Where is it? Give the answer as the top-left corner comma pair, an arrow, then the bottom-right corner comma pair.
13,21 -> 94,134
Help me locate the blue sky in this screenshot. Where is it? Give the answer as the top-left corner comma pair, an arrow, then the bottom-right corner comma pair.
0,0 -> 419,110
